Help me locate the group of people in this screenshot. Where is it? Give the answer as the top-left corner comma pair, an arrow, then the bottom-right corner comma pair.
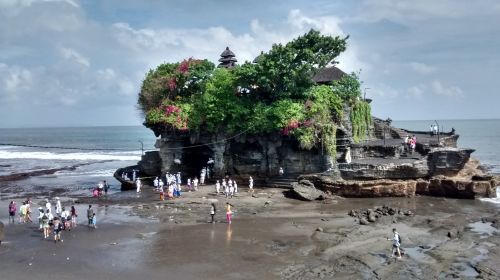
92,180 -> 109,197
403,135 -> 417,154
429,124 -> 439,136
8,198 -> 97,243
209,202 -> 234,224
121,169 -> 138,182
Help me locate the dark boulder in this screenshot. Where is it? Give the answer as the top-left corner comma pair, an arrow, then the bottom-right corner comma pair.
289,180 -> 325,201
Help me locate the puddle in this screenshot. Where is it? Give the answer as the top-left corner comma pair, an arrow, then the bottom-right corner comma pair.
467,221 -> 499,237
404,246 -> 435,263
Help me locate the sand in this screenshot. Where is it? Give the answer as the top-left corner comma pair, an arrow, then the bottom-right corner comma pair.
1,184 -> 499,280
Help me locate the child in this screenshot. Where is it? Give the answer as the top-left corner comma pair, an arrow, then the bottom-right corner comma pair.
210,203 -> 216,224
53,218 -> 63,243
225,203 -> 233,224
92,213 -> 97,229
41,210 -> 50,239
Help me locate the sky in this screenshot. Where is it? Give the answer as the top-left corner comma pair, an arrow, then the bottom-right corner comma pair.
0,0 -> 499,128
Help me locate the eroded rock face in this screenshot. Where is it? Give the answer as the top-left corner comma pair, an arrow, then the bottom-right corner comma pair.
427,148 -> 475,176
301,174 -> 417,197
289,180 -> 325,201
300,164 -> 498,199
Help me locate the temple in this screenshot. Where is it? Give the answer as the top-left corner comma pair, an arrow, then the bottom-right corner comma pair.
217,47 -> 237,68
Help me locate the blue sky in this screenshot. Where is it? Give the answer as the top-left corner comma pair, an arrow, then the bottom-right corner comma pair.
0,0 -> 499,127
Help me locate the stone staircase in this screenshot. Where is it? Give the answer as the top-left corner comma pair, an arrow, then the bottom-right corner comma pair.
264,176 -> 298,189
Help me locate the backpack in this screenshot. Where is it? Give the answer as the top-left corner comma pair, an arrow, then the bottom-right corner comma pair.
397,234 -> 402,245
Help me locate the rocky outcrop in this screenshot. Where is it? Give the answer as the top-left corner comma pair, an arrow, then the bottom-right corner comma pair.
289,180 -> 326,201
299,159 -> 499,199
427,148 -> 474,176
416,176 -> 497,199
339,159 -> 428,180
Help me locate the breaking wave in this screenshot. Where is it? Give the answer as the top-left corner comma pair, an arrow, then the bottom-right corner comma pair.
0,149 -> 141,161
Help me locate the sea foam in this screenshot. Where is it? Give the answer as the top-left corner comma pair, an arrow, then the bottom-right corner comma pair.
0,150 -> 141,161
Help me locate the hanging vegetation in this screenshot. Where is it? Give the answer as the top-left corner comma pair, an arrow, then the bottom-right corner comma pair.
137,29 -> 371,156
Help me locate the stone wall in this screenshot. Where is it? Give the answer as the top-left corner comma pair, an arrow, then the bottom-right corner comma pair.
152,130 -> 332,178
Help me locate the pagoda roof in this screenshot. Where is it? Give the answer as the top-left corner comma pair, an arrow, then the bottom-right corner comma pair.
312,66 -> 346,84
218,56 -> 237,63
252,51 -> 264,63
220,46 -> 235,58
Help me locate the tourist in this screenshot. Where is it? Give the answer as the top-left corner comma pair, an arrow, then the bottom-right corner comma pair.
53,218 -> 63,243
61,207 -> 71,230
387,228 -> 402,258
70,206 -> 78,228
193,177 -> 199,191
24,202 -> 32,223
430,124 -> 434,136
279,167 -> 284,176
55,197 -> 62,217
228,180 -> 234,198
136,178 -> 142,193
41,210 -> 50,239
215,180 -> 221,194
87,205 -> 94,227
187,178 -> 192,191
200,169 -> 206,185
19,202 -> 26,223
433,125 -> 438,135
38,207 -> 44,230
168,183 -> 174,199
8,201 -> 16,224
97,181 -> 104,196
225,203 -> 233,224
210,203 -> 216,224
224,181 -> 229,198
46,209 -> 54,226
154,177 -> 159,191
159,178 -> 165,192
103,180 -> 109,195
91,213 -> 97,229
249,176 -> 254,193
159,183 -> 165,201
132,170 -> 137,182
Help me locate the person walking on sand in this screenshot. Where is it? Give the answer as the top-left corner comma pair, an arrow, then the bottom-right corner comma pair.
136,178 -> 142,193
215,180 -> 221,194
38,207 -> 44,230
70,206 -> 78,228
41,210 -> 50,239
8,201 -> 16,224
249,176 -> 254,193
210,203 -> 216,223
154,176 -> 159,191
19,202 -> 26,223
193,177 -> 199,191
87,205 -> 94,227
387,228 -> 402,258
103,180 -> 109,195
55,197 -> 62,217
234,181 -> 238,194
225,203 -> 233,224
53,218 -> 63,243
91,213 -> 97,229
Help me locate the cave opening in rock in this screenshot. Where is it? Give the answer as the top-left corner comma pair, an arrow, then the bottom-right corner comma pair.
180,142 -> 214,178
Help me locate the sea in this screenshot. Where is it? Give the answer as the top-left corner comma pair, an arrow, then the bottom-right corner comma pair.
0,120 -> 499,201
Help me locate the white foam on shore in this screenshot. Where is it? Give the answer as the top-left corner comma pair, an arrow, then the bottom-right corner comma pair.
55,168 -> 117,177
0,150 -> 141,161
479,186 -> 500,204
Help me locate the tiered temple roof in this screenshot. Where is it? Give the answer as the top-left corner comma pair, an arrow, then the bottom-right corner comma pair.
217,47 -> 237,68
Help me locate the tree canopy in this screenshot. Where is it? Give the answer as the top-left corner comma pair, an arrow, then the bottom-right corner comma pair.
138,29 -> 372,155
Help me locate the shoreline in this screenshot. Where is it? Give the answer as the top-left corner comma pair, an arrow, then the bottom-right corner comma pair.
1,183 -> 500,279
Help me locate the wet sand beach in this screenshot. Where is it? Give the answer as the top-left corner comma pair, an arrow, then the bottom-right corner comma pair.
1,185 -> 500,280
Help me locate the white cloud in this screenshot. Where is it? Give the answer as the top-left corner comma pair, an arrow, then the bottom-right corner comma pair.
408,62 -> 436,74
0,63 -> 33,94
431,80 -> 463,97
59,47 -> 90,67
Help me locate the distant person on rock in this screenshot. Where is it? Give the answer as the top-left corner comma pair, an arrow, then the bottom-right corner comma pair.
279,167 -> 284,176
136,178 -> 142,193
387,228 -> 402,259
